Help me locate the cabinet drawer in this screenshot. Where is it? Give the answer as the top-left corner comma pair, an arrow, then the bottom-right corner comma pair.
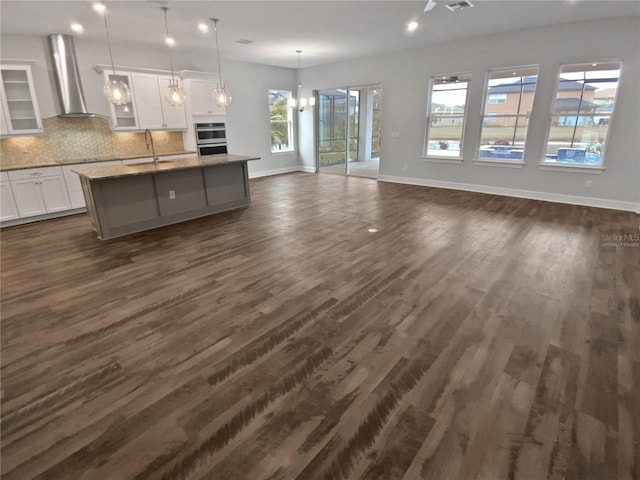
8,166 -> 63,180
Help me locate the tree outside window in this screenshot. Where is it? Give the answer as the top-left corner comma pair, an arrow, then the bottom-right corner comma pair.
269,89 -> 294,153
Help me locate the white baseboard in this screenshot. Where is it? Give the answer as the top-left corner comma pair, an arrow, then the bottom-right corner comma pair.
248,166 -> 308,179
299,165 -> 317,173
378,175 -> 640,213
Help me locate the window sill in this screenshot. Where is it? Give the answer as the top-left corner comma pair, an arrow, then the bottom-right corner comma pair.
537,162 -> 605,174
421,156 -> 463,164
270,150 -> 296,156
473,159 -> 524,169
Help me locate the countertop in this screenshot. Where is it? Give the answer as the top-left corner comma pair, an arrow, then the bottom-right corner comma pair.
0,150 -> 197,172
73,154 -> 260,180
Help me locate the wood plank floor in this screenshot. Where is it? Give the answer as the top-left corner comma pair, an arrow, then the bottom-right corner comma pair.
1,172 -> 639,480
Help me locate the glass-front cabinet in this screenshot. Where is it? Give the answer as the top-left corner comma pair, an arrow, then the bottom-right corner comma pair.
103,71 -> 139,130
0,64 -> 43,136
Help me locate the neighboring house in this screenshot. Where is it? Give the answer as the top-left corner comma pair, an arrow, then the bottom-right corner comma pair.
484,76 -> 596,126
431,103 -> 465,126
594,102 -> 615,125
553,98 -> 598,126
593,87 -> 617,104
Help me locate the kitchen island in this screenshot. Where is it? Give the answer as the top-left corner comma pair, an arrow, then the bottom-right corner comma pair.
73,154 -> 259,240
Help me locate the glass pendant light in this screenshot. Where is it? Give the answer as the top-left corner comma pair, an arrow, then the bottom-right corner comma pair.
161,7 -> 186,107
288,50 -> 315,112
211,18 -> 232,107
98,1 -> 131,105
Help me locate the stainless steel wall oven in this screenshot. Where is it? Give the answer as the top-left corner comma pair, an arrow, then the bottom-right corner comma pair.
195,122 -> 227,156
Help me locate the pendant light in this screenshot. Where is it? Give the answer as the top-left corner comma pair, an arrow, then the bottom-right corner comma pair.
288,50 -> 315,112
210,18 -> 232,107
98,1 -> 131,105
161,7 -> 187,107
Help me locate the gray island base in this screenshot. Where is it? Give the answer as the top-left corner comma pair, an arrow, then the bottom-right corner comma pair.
73,154 -> 260,240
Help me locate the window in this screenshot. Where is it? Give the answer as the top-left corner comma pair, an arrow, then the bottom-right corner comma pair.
268,89 -> 294,153
488,93 -> 507,104
544,62 -> 621,166
424,74 -> 471,158
478,66 -> 538,162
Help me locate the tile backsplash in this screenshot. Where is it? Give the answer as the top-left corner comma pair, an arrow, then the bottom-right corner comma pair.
0,117 -> 186,167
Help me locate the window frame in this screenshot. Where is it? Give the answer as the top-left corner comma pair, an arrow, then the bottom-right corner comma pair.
540,60 -> 623,171
268,89 -> 295,154
476,65 -> 540,166
422,72 -> 472,162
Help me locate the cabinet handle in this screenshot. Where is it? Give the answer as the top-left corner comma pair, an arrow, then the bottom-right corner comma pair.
30,172 -> 42,176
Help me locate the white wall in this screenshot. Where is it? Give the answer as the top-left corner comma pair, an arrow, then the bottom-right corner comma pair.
221,60 -> 299,177
298,17 -> 640,211
1,34 -> 299,176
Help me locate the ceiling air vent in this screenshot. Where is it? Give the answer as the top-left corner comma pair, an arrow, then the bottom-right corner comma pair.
445,0 -> 474,12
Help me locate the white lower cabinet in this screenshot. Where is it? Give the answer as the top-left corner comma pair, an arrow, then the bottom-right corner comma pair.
1,181 -> 19,221
62,161 -> 121,209
7,166 -> 70,218
40,176 -> 72,212
10,179 -> 47,217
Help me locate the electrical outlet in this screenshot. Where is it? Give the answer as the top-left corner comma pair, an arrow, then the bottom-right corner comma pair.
585,180 -> 593,188
169,190 -> 176,199
391,131 -> 401,138
403,164 -> 408,172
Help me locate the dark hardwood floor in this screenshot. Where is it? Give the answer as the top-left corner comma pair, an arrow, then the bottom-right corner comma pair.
1,172 -> 639,480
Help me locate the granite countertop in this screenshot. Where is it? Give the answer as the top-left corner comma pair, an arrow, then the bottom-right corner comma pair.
0,150 -> 197,172
73,154 -> 260,180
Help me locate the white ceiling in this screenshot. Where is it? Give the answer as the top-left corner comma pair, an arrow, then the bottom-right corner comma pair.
1,0 -> 639,69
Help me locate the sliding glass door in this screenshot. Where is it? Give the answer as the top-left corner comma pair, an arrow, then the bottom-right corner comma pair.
317,85 -> 382,178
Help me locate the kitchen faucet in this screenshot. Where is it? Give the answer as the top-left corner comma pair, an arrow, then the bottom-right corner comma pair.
144,129 -> 160,165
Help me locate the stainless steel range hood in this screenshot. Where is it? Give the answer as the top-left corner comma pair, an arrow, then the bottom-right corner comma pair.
48,34 -> 97,117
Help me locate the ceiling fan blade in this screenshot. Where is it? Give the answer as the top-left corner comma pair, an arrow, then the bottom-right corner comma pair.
424,0 -> 437,12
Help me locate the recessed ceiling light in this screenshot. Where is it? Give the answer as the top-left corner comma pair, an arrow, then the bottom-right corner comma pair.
198,22 -> 209,32
92,2 -> 106,13
407,21 -> 419,32
165,36 -> 175,46
592,63 -> 597,67
70,23 -> 84,33
368,228 -> 378,233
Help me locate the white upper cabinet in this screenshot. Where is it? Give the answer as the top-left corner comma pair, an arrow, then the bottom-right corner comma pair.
157,75 -> 188,129
0,103 -> 9,136
132,73 -> 165,130
131,73 -> 187,130
0,64 -> 43,136
186,79 -> 225,117
103,71 -> 139,131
